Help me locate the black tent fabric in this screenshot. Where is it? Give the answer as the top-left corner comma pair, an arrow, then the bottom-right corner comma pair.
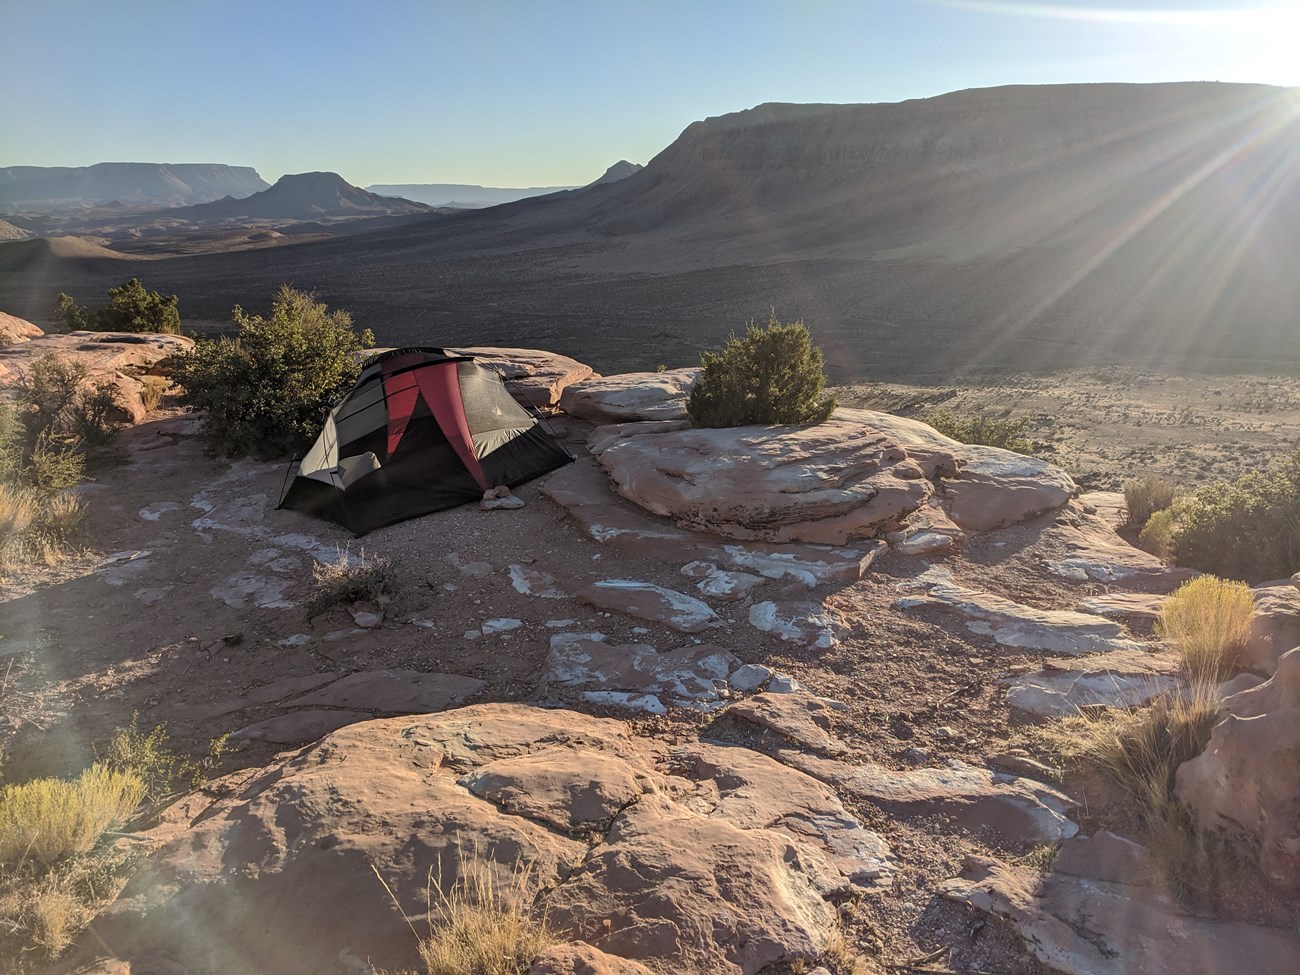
279,347 -> 573,535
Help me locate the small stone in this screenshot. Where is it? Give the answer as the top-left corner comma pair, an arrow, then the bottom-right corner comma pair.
482,618 -> 524,635
463,630 -> 481,641
349,609 -> 383,629
935,726 -> 957,739
730,663 -> 773,693
481,494 -> 525,510
768,673 -> 804,694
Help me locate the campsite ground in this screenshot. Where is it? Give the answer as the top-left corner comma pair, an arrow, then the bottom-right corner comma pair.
4,371 -> 1300,972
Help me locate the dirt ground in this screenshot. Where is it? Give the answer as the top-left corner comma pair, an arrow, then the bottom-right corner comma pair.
837,367 -> 1300,490
0,392 -> 1293,972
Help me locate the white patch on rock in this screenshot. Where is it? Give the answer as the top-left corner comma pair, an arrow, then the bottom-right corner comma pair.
482,618 -> 524,635
138,501 -> 181,521
209,571 -> 295,610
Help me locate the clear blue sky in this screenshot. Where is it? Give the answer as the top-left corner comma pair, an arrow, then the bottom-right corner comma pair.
2,0 -> 1296,187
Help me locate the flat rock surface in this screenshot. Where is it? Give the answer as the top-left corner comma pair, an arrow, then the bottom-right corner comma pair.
286,669 -> 485,713
558,368 -> 698,423
541,457 -> 883,583
898,579 -> 1143,655
1005,660 -> 1182,718
577,579 -> 720,633
70,705 -> 896,975
941,858 -> 1300,975
748,599 -> 846,650
229,707 -> 370,744
1076,591 -> 1167,620
597,409 -> 955,545
725,691 -> 848,755
786,753 -> 1079,849
1044,514 -> 1197,590
542,637 -> 742,711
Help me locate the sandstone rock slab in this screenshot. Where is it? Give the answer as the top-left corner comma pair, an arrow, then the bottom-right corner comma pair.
0,330 -> 193,423
787,753 -> 1078,848
748,600 -> 845,650
1176,646 -> 1300,890
530,943 -> 656,975
558,368 -> 698,423
541,458 -> 883,583
941,858 -> 1300,975
65,705 -> 899,975
898,581 -> 1143,655
597,411 -> 953,545
1076,591 -> 1167,621
287,670 -> 485,714
588,419 -> 692,457
1045,516 -> 1197,590
0,310 -> 41,343
449,346 -> 595,408
1005,660 -> 1181,718
578,579 -> 720,633
229,708 -> 370,744
1244,584 -> 1300,675
725,691 -> 847,755
543,636 -> 742,711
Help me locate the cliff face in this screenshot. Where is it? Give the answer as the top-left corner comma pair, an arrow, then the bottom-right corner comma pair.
0,162 -> 270,209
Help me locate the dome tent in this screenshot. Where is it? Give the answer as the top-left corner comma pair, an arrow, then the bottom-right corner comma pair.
278,347 -> 573,535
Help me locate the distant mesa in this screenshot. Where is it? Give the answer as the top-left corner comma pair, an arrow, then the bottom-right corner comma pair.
588,160 -> 644,186
182,171 -> 433,221
0,162 -> 269,210
366,181 -> 579,208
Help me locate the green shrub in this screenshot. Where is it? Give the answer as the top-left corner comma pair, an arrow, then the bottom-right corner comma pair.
686,316 -> 836,428
17,354 -> 86,441
925,408 -> 1033,454
175,286 -> 374,458
67,380 -> 123,449
55,279 -> 180,334
1123,474 -> 1177,530
1168,451 -> 1300,582
104,714 -> 229,804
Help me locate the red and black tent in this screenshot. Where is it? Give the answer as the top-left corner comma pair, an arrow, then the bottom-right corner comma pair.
279,347 -> 572,535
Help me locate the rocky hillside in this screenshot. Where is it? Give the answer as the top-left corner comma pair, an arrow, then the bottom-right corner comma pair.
0,162 -> 268,209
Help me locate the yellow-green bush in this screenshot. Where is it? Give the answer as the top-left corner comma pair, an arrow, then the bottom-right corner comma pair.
1157,575 -> 1255,681
0,765 -> 143,867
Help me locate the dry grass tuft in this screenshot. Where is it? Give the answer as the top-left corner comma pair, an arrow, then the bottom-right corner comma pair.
1157,575 -> 1255,681
0,764 -> 144,867
0,844 -> 141,968
1021,680 -> 1232,900
308,547 -> 397,617
139,376 -> 169,413
376,858 -> 555,975
1123,474 -> 1177,529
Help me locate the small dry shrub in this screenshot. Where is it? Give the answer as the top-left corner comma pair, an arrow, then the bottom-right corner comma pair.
140,376 -> 169,412
376,858 -> 555,975
1123,474 -> 1176,529
0,764 -> 144,868
104,714 -> 229,804
308,548 -> 396,616
0,484 -> 87,566
1157,575 -> 1255,681
67,380 -> 123,449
